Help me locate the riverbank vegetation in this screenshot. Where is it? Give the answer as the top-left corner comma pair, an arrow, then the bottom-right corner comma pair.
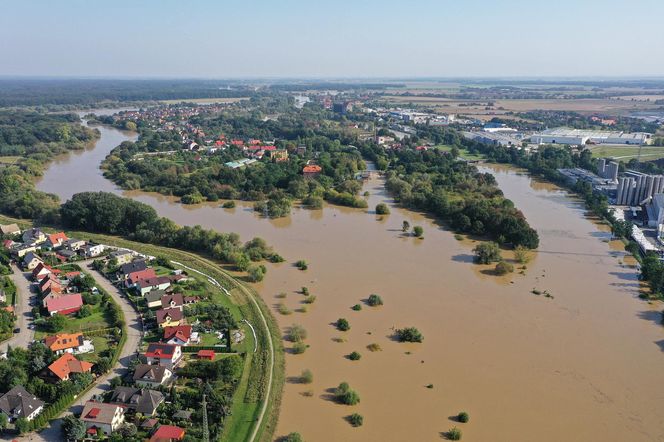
0,110 -> 99,221
362,137 -> 539,248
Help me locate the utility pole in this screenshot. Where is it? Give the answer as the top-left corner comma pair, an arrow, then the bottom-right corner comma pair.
202,393 -> 210,442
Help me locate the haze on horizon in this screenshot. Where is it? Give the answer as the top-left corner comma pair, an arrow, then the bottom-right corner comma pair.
2,0 -> 663,79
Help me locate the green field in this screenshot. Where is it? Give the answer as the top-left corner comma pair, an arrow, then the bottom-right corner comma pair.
0,156 -> 20,165
435,144 -> 486,161
589,145 -> 664,161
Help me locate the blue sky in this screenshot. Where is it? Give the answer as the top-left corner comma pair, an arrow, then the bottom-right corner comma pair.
1,0 -> 663,78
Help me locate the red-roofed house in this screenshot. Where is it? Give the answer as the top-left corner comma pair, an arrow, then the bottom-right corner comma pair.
126,268 -> 157,287
31,262 -> 52,281
150,425 -> 185,442
45,294 -> 83,316
303,165 -> 322,178
197,349 -> 215,361
230,139 -> 244,146
163,325 -> 192,346
47,353 -> 94,381
145,343 -> 182,369
46,232 -> 68,248
2,239 -> 14,250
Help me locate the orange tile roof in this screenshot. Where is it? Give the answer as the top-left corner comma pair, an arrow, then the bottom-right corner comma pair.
47,232 -> 68,245
44,333 -> 83,352
48,353 -> 93,380
303,165 -> 322,173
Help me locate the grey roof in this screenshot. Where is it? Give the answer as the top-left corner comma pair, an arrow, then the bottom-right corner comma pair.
173,410 -> 192,420
120,260 -> 147,275
110,387 -> 164,415
145,289 -> 167,304
0,386 -> 45,420
133,364 -> 171,384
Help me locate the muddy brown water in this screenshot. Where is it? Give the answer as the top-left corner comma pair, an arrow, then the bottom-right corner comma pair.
36,116 -> 664,441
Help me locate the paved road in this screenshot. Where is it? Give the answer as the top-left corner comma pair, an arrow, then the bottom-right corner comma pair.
14,261 -> 143,441
1,263 -> 35,353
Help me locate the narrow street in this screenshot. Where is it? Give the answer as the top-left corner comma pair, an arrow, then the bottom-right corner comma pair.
9,260 -> 143,441
1,263 -> 35,353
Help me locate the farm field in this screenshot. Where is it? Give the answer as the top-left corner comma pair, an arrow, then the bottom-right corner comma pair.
588,145 -> 664,161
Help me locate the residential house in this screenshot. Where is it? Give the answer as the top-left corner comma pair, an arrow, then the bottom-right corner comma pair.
56,249 -> 78,261
144,343 -> 182,369
150,425 -> 186,442
2,239 -> 14,250
133,364 -> 173,388
161,293 -> 184,310
156,308 -> 183,328
22,228 -> 46,245
303,164 -> 322,178
13,244 -> 37,258
137,276 -> 171,296
38,273 -> 61,294
0,386 -> 45,422
47,353 -> 94,381
197,349 -> 215,361
126,268 -> 156,287
109,250 -> 134,265
79,401 -> 125,436
45,293 -> 83,316
22,251 -> 43,270
31,262 -> 52,281
44,333 -> 94,355
0,223 -> 21,236
46,232 -> 68,249
62,238 -> 86,251
145,289 -> 167,309
81,243 -> 105,258
163,325 -> 192,346
109,387 -> 165,416
119,259 -> 147,277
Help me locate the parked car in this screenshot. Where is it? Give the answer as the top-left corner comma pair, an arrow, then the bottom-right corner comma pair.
13,327 -> 20,334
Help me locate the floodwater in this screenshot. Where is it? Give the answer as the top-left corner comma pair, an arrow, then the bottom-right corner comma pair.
36,116 -> 664,441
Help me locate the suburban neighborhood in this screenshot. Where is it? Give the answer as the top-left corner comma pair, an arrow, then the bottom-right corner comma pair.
0,223 -> 244,440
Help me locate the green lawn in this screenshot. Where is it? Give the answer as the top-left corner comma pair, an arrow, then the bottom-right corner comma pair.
589,145 -> 664,161
0,156 -> 20,165
435,144 -> 486,160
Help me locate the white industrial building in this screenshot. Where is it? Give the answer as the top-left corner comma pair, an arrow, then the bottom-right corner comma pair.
531,128 -> 652,146
616,171 -> 664,206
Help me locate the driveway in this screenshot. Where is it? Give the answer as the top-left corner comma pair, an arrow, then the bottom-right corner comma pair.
1,263 -> 35,353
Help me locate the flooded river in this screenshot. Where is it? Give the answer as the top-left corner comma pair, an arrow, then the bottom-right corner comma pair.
36,116 -> 664,441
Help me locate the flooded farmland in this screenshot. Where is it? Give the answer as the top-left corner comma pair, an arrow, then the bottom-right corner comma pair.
36,118 -> 664,441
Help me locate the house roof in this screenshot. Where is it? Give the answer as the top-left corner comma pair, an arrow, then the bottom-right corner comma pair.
137,276 -> 170,289
80,401 -> 122,425
161,293 -> 184,309
197,350 -> 215,358
109,387 -> 165,415
44,333 -> 84,352
23,251 -> 42,264
163,325 -> 192,342
156,308 -> 183,324
303,165 -> 322,173
150,425 -> 185,442
2,239 -> 14,249
145,343 -> 180,359
145,289 -> 167,304
48,353 -> 93,380
0,386 -> 44,419
31,262 -> 52,278
120,260 -> 147,275
133,364 -> 171,383
46,293 -> 83,313
128,268 -> 156,283
47,232 -> 68,245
